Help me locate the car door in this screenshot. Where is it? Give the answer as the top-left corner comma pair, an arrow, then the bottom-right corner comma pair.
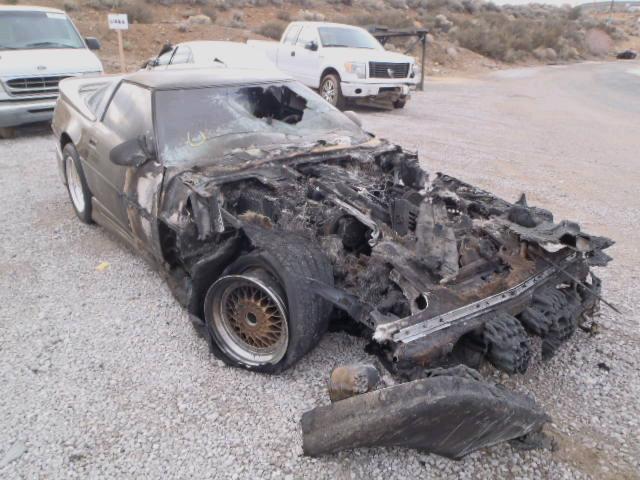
276,24 -> 302,79
84,82 -> 153,239
292,26 -> 322,87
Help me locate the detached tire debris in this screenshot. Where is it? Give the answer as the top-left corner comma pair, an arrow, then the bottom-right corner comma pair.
302,365 -> 551,459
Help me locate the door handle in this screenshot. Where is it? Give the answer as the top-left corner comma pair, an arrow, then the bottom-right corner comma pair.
291,50 -> 295,57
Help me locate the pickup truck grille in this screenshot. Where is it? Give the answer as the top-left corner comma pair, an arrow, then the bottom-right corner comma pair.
368,62 -> 410,79
4,75 -> 70,97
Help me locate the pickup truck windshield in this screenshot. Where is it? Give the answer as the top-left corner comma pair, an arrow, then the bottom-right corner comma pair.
155,81 -> 369,167
0,11 -> 84,50
318,27 -> 381,50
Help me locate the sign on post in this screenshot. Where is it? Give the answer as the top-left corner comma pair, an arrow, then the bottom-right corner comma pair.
107,14 -> 129,73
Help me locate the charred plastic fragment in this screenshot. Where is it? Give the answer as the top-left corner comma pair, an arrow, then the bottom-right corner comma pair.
328,364 -> 381,402
302,365 -> 550,459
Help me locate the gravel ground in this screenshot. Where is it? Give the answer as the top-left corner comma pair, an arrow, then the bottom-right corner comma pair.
1,61 -> 639,479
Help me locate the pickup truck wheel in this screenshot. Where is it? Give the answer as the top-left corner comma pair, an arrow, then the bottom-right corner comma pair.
204,237 -> 333,373
63,144 -> 93,224
393,97 -> 407,109
0,127 -> 16,139
320,74 -> 346,109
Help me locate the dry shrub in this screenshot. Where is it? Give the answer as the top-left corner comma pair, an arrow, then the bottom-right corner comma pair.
254,20 -> 287,40
276,9 -> 291,21
454,11 -> 583,62
87,0 -> 125,9
201,5 -> 218,22
122,2 -> 153,23
63,0 -> 79,11
341,10 -> 414,29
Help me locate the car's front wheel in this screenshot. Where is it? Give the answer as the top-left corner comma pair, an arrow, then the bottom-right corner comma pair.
393,97 -> 407,109
204,235 -> 333,373
320,73 -> 346,109
63,143 -> 93,224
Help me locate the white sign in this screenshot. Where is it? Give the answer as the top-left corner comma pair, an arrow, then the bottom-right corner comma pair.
108,13 -> 129,30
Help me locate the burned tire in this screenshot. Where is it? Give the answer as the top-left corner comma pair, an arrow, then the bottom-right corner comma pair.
484,313 -> 531,374
320,73 -> 346,109
63,143 -> 93,224
204,236 -> 333,373
519,287 -> 579,359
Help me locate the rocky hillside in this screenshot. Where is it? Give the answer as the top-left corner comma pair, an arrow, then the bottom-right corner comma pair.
5,0 -> 639,75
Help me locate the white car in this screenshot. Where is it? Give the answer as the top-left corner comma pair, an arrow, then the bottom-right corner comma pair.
144,41 -> 277,72
0,5 -> 103,137
248,22 -> 418,109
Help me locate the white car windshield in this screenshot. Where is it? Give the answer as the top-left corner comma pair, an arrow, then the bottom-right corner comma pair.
318,27 -> 381,50
0,10 -> 84,50
155,81 -> 369,167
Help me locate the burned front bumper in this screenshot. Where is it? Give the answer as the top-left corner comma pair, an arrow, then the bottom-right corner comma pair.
369,253 -> 599,373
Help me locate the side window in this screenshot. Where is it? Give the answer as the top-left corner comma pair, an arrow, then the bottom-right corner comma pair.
155,48 -> 174,66
282,25 -> 301,46
170,46 -> 192,65
102,82 -> 152,141
296,27 -> 318,48
85,83 -> 110,116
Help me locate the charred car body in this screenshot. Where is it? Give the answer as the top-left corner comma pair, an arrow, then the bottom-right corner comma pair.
52,68 -> 612,458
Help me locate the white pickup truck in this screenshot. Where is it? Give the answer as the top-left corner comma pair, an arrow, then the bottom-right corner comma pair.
0,5 -> 103,137
249,22 -> 417,109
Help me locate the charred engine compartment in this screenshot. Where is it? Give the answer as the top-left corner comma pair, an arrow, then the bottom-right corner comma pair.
156,142 -> 613,459
158,143 -> 611,376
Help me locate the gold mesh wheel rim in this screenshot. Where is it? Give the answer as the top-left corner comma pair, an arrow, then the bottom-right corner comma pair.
224,284 -> 285,349
209,274 -> 289,366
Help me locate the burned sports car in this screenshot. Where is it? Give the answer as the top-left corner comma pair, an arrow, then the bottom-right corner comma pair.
52,69 -> 612,458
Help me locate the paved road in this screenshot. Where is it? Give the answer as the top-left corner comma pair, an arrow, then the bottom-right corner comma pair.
1,61 -> 639,479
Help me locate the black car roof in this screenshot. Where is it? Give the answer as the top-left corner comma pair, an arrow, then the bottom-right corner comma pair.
125,68 -> 292,90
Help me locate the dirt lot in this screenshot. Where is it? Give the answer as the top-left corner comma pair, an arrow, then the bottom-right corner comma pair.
1,61 -> 639,478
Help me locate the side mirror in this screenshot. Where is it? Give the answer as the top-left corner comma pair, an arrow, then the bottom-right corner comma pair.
85,37 -> 101,50
305,41 -> 318,52
143,57 -> 158,69
158,43 -> 173,57
110,135 -> 154,167
343,110 -> 362,128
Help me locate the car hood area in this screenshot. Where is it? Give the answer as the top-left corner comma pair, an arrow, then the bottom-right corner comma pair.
0,48 -> 103,77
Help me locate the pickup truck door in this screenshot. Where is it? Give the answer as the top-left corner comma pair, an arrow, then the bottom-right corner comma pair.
291,26 -> 322,87
276,24 -> 302,79
84,82 -> 153,240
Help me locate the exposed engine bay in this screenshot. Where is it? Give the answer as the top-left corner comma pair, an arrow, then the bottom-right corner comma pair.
158,139 -> 612,459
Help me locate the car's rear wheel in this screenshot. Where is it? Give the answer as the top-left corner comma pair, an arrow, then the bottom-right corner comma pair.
320,73 -> 346,109
63,143 -> 92,224
204,236 -> 333,373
